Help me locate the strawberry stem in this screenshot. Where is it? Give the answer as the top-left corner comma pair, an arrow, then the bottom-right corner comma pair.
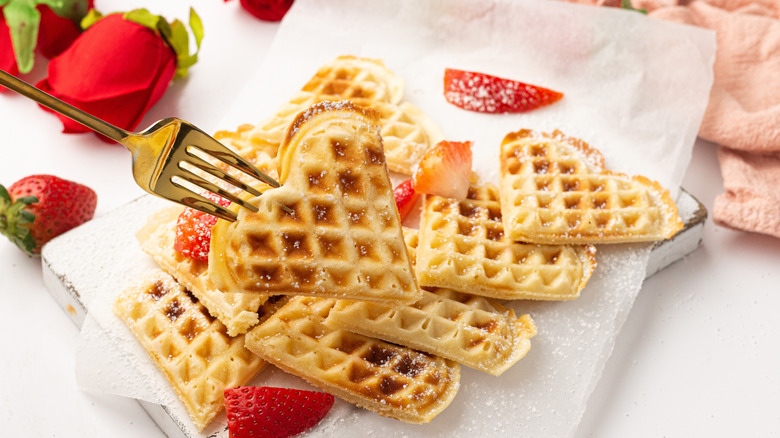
0,184 -> 39,256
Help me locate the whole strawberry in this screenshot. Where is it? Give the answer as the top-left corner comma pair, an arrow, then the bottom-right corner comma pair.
0,175 -> 97,256
224,386 -> 334,438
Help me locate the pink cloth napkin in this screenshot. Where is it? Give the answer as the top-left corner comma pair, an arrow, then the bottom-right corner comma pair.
567,0 -> 780,239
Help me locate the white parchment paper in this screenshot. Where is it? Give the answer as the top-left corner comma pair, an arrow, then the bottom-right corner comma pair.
73,0 -> 715,436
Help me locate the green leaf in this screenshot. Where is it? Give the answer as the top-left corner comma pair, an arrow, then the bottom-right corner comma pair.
167,19 -> 191,79
80,8 -> 103,29
620,0 -> 647,14
3,1 -> 41,74
0,185 -> 10,203
158,8 -> 203,80
15,195 -> 38,205
0,189 -> 38,256
36,0 -> 64,12
167,19 -> 189,58
18,231 -> 38,256
18,209 -> 35,224
189,7 -> 203,51
45,0 -> 90,22
123,8 -> 161,30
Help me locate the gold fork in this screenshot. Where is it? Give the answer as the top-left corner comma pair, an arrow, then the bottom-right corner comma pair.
0,69 -> 279,222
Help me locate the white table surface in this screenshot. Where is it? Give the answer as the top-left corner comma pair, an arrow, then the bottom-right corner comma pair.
1,1 -> 779,437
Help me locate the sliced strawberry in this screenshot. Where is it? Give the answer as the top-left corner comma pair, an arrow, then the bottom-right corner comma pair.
413,140 -> 473,200
173,192 -> 230,262
444,68 -> 563,113
224,386 -> 334,438
393,179 -> 420,222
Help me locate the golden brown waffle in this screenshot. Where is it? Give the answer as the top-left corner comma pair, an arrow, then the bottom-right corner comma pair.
213,123 -> 279,179
326,288 -> 537,376
499,129 -> 684,244
416,184 -> 596,300
113,270 -> 267,431
209,101 -> 421,305
242,55 -> 443,175
136,208 -> 268,337
244,296 -> 461,423
402,227 -> 419,263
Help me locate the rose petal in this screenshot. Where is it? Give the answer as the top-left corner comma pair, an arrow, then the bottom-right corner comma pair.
126,56 -> 177,130
0,17 -> 20,79
37,77 -> 163,137
36,6 -> 82,59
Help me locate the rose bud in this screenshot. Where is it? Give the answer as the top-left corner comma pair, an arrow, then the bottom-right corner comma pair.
0,0 -> 92,75
228,0 -> 294,22
35,8 -> 203,141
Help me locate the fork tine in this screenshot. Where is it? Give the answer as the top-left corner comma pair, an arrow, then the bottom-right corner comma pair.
190,132 -> 280,188
182,152 -> 264,197
174,167 -> 261,214
166,183 -> 238,222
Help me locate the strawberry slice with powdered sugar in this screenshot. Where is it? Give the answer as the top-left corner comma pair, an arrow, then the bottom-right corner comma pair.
444,68 -> 563,113
413,140 -> 473,200
174,192 -> 230,262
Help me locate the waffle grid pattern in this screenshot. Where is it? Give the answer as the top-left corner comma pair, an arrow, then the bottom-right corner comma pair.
416,184 -> 596,300
213,102 -> 420,304
113,270 -> 266,431
327,288 -> 537,375
243,55 -> 443,175
244,296 -> 460,424
137,208 -> 268,336
500,129 -> 683,243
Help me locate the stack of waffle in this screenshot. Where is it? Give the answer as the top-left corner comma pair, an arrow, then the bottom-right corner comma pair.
116,56 -> 684,431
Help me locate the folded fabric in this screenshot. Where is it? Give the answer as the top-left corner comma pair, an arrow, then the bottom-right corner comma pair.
565,0 -> 780,239
714,147 -> 780,238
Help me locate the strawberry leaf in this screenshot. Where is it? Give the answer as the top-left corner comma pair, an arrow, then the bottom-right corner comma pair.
0,185 -> 10,203
0,185 -> 38,256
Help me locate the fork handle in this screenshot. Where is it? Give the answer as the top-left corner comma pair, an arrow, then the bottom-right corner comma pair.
0,69 -> 129,142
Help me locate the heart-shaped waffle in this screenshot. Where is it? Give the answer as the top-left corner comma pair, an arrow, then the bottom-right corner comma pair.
242,55 -> 444,175
114,270 -> 267,431
209,101 -> 421,305
416,184 -> 596,300
499,129 -> 683,244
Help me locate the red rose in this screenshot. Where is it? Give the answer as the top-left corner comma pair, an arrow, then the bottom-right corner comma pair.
0,0 -> 93,75
237,0 -> 294,21
35,9 -> 203,141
